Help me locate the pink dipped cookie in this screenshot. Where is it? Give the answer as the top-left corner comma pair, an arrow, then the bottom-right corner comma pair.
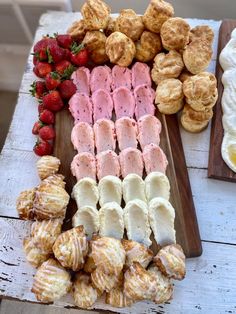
94,119 -> 116,153
111,65 -> 132,90
90,66 -> 112,93
137,115 -> 162,150
92,89 -> 113,122
71,122 -> 95,154
71,67 -> 90,95
115,117 -> 138,151
113,87 -> 135,119
131,62 -> 152,88
71,152 -> 96,181
96,150 -> 120,180
143,144 -> 168,174
134,84 -> 156,119
119,148 -> 144,178
69,93 -> 93,125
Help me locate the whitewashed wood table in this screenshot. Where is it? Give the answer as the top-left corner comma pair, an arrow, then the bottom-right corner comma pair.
0,12 -> 235,314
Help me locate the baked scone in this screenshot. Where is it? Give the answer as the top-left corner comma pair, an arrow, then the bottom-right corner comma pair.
36,156 -> 60,180
72,178 -> 99,209
160,17 -> 190,51
183,39 -> 213,74
67,19 -> 87,41
122,239 -> 153,269
73,272 -> 99,309
190,25 -> 214,45
72,206 -> 99,239
179,70 -> 193,83
115,9 -> 144,41
143,0 -> 174,33
31,258 -> 71,302
151,50 -> 184,84
153,244 -> 186,280
145,171 -> 170,201
16,188 -> 35,220
31,218 -> 63,253
106,286 -> 134,307
155,78 -> 184,114
106,31 -> 136,67
23,237 -> 50,268
33,182 -> 69,220
53,226 -> 88,271
98,176 -> 122,206
81,0 -> 111,30
135,31 -> 162,63
82,31 -> 109,64
122,174 -> 146,204
43,174 -> 65,189
104,17 -> 116,36
91,266 -> 122,292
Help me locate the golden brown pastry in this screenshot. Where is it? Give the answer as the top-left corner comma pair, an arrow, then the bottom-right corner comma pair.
67,19 -> 87,41
106,31 -> 136,67
190,25 -> 214,45
91,266 -> 122,292
81,0 -> 111,30
160,17 -> 190,50
143,0 -> 174,33
23,237 -> 50,268
104,17 -> 116,36
73,272 -> 99,309
183,39 -> 213,74
16,189 -> 35,220
31,258 -> 71,302
33,182 -> 69,220
122,239 -> 153,269
179,70 -> 193,83
30,218 -> 63,253
82,31 -> 109,64
153,244 -> 186,280
83,235 -> 100,273
36,156 -> 60,180
43,174 -> 65,189
115,9 -> 144,41
135,31 -> 162,62
106,286 -> 134,307
155,78 -> 184,114
53,226 -> 88,271
151,50 -> 184,84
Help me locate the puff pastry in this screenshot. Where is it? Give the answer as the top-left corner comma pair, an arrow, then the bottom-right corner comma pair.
98,176 -> 122,206
72,178 -> 99,209
67,19 -> 86,41
16,188 -> 35,220
23,237 -> 50,268
91,266 -> 122,292
122,174 -> 146,204
31,258 -> 71,302
190,25 -> 214,45
105,17 -> 116,36
81,0 -> 111,30
72,206 -> 99,239
82,31 -> 109,64
36,156 -> 60,180
106,286 -> 134,308
43,174 -> 65,189
135,31 -> 162,63
145,171 -> 170,201
53,226 -> 88,271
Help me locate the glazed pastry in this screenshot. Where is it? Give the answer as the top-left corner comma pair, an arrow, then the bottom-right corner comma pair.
113,87 -> 135,119
36,156 -> 60,180
71,152 -> 96,181
106,32 -> 136,67
115,117 -> 138,151
23,237 -> 50,268
92,90 -> 113,122
98,175 -> 122,206
122,239 -> 153,269
43,174 -> 65,189
83,237 -> 98,274
151,50 -> 184,84
122,174 -> 146,203
135,31 -> 162,63
72,178 -> 99,208
111,65 -> 132,90
99,202 -> 124,239
149,197 -> 176,247
115,9 -> 144,41
145,171 -> 170,201
160,17 -> 190,51
69,92 -> 93,125
153,244 -> 186,280
16,188 -> 35,220
137,114 -> 162,150
33,182 -> 69,220
81,0 -> 111,30
134,84 -> 156,119
73,272 -> 99,309
132,62 -> 151,88
83,31 -> 109,64
94,119 -> 116,153
90,65 -> 112,93
155,78 -> 184,114
72,206 -> 99,239
143,144 -> 168,174
71,66 -> 90,95
143,0 -> 174,33
91,266 -> 122,292
105,17 -> 116,36
119,148 -> 144,178
53,226 -> 88,271
71,122 -> 95,154
190,25 -> 214,45
96,150 -> 120,180
31,258 -> 71,302
106,286 -> 134,307
67,19 -> 86,41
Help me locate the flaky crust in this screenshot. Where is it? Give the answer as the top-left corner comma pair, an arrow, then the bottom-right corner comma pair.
31,258 -> 71,302
67,19 -> 87,41
190,25 -> 214,45
42,174 -> 65,189
83,31 -> 109,64
115,9 -> 144,41
36,156 -> 60,180
143,0 -> 174,33
53,226 -> 88,271
91,266 -> 122,292
81,0 -> 111,30
16,188 -> 35,220
106,286 -> 134,307
135,31 -> 162,62
160,17 -> 190,50
23,237 -> 50,268
106,31 -> 136,67
151,50 -> 184,84
183,39 -> 213,74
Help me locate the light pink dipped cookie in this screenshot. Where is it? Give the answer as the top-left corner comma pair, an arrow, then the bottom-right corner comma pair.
143,144 -> 168,174
119,148 -> 144,178
71,153 -> 96,181
113,87 -> 135,119
71,67 -> 90,95
69,93 -> 93,125
115,117 -> 137,151
96,150 -> 120,180
131,62 -> 152,88
94,119 -> 116,153
111,65 -> 132,90
134,84 -> 156,120
90,65 -> 112,93
137,115 -> 162,150
92,89 -> 113,122
71,122 -> 95,154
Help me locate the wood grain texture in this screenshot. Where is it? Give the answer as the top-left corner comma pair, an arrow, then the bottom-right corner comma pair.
208,19 -> 236,182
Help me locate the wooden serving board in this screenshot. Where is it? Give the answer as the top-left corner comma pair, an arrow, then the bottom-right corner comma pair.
208,19 -> 236,182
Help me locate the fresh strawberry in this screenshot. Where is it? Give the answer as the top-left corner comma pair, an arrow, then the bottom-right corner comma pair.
39,109 -> 55,124
33,139 -> 52,156
35,62 -> 53,78
45,72 -> 61,90
33,37 -> 49,53
43,90 -> 64,112
47,42 -> 65,64
32,121 -> 44,135
70,43 -> 88,66
56,34 -> 73,49
30,81 -> 47,98
39,126 -> 55,140
54,60 -> 75,78
64,49 -> 72,61
33,66 -> 40,77
58,80 -> 76,100
33,55 -> 39,65
38,103 -> 46,113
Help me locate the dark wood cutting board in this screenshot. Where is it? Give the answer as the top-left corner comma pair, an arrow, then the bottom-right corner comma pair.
208,19 -> 236,182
